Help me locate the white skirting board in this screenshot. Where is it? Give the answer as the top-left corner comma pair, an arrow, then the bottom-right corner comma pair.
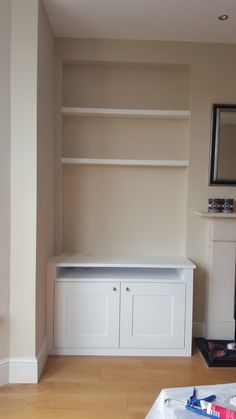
0,359 -> 9,386
9,358 -> 38,384
0,338 -> 48,385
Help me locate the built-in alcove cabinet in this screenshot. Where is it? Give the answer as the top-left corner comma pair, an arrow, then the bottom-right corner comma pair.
47,255 -> 195,356
50,59 -> 195,356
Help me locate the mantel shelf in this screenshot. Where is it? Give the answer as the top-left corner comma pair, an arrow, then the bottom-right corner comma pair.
195,211 -> 236,218
61,107 -> 191,119
61,158 -> 189,167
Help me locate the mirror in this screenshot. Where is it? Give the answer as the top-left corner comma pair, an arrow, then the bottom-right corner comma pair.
210,104 -> 236,185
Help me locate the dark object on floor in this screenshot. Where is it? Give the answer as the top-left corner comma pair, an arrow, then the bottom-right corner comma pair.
195,338 -> 236,367
207,341 -> 228,358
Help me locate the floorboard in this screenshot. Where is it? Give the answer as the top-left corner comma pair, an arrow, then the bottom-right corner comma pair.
0,347 -> 236,418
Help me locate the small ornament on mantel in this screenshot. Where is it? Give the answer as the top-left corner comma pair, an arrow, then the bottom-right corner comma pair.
208,198 -> 221,213
221,198 -> 234,213
208,198 -> 234,213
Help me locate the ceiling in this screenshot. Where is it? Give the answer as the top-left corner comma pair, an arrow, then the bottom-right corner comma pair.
43,0 -> 236,44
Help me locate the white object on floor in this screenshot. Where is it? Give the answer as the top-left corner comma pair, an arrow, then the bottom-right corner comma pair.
227,342 -> 236,350
145,382 -> 236,419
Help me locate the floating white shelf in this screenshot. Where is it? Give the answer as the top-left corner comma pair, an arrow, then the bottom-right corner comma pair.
61,107 -> 191,119
61,158 -> 189,167
195,211 -> 236,218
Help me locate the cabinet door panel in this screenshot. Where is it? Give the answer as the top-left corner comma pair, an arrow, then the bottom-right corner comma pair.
120,282 -> 185,348
54,282 -> 120,348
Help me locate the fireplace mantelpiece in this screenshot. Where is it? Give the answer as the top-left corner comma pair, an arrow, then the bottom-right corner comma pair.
195,211 -> 236,219
197,211 -> 236,339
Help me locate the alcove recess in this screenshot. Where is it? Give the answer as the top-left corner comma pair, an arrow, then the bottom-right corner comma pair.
60,61 -> 191,257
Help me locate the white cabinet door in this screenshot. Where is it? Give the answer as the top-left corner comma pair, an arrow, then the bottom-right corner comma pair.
120,282 -> 185,348
54,282 -> 120,348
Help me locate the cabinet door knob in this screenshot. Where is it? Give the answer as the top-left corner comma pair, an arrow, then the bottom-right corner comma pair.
126,287 -> 130,291
113,287 -> 117,291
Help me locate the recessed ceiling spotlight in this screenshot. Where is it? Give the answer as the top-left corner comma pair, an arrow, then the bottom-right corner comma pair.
218,14 -> 229,21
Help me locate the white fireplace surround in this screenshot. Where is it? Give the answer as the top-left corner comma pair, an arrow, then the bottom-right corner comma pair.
196,212 -> 236,340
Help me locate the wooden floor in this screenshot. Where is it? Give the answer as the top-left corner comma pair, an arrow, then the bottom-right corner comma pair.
0,348 -> 236,419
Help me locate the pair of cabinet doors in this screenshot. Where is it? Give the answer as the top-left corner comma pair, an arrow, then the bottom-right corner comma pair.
53,281 -> 185,350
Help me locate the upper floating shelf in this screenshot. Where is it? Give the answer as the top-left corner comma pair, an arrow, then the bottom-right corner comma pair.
61,158 -> 189,167
61,107 -> 191,119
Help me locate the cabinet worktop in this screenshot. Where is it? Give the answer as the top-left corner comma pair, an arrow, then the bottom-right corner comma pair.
48,253 -> 196,269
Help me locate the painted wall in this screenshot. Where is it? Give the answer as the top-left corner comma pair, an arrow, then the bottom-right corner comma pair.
0,0 -> 11,367
186,45 -> 236,332
3,14 -> 236,372
61,62 -> 189,256
36,0 -> 55,355
56,39 -> 236,332
10,0 -> 38,358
